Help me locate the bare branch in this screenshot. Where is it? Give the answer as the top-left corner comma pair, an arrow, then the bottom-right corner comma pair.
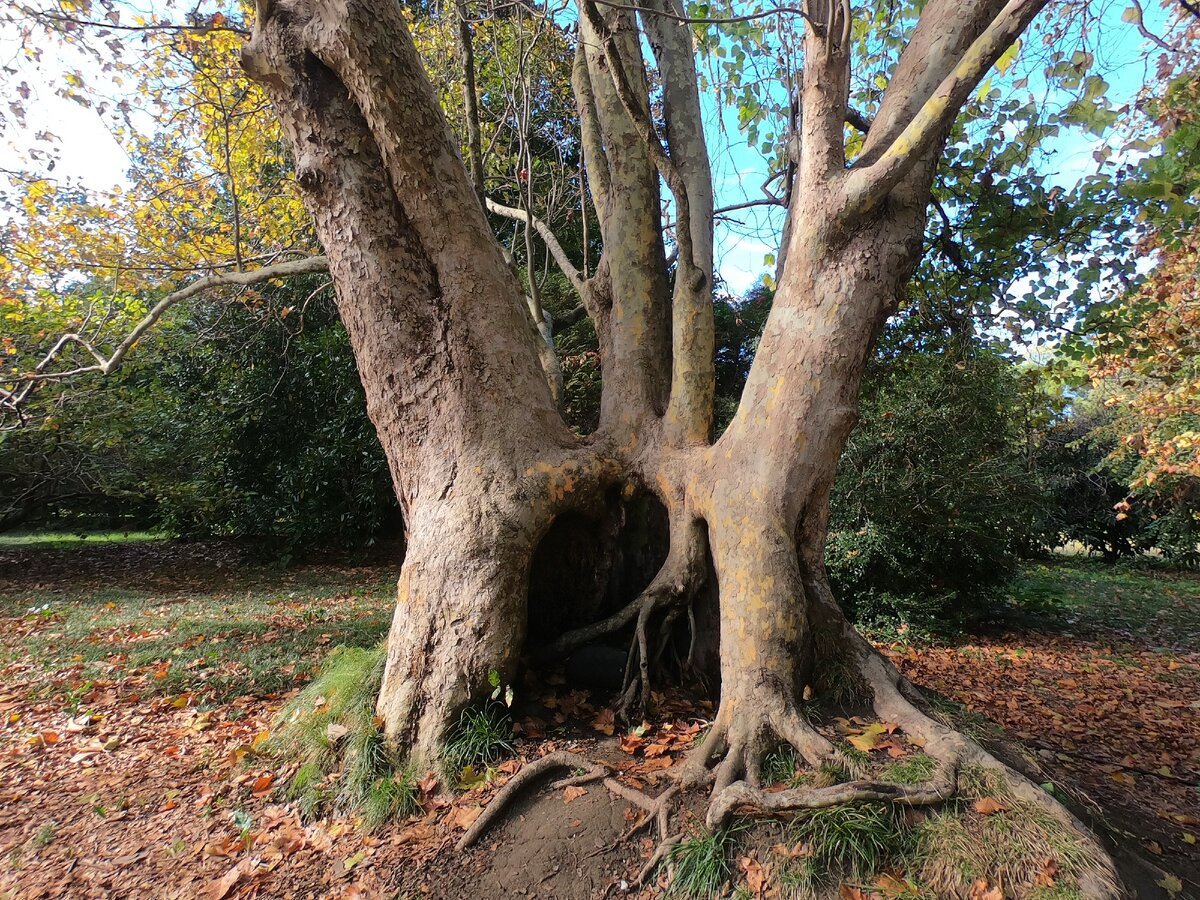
1129,0 -> 1174,51
843,0 -> 1049,216
590,0 -> 814,27
844,106 -> 873,134
486,197 -> 590,303
582,0 -> 698,282
572,41 -> 612,224
2,256 -> 329,418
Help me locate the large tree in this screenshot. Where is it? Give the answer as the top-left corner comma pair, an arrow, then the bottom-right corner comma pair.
232,0 -> 1116,880
3,0 -> 1144,890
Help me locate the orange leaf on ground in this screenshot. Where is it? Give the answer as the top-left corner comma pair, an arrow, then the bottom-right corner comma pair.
973,797 -> 1007,815
451,806 -> 483,830
738,856 -> 767,895
563,786 -> 588,804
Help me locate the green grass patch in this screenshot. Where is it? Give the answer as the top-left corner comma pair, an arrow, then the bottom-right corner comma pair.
1010,557 -> 1200,649
0,569 -> 393,702
762,746 -> 802,787
881,753 -> 936,785
0,530 -> 162,548
784,803 -> 913,885
271,644 -> 417,831
443,703 -> 515,780
663,824 -> 748,899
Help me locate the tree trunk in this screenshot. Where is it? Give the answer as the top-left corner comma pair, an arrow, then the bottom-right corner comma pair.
243,1 -> 1118,891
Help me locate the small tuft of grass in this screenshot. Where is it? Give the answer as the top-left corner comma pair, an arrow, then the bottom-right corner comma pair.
839,745 -> 871,776
784,803 -> 912,882
881,753 -> 936,785
812,656 -> 868,705
814,759 -> 851,787
271,644 -> 417,830
663,824 -> 747,898
762,746 -> 802,787
443,703 -> 514,778
31,825 -> 55,850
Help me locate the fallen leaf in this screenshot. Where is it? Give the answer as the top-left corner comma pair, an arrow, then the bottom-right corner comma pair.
738,856 -> 767,895
451,806 -> 483,830
252,774 -> 274,795
592,708 -> 615,736
563,786 -> 588,804
973,797 -> 1007,816
395,822 -> 435,845
208,859 -> 254,899
875,873 -> 921,897
968,878 -> 1003,900
1034,856 -> 1058,887
1158,874 -> 1183,897
847,722 -> 888,752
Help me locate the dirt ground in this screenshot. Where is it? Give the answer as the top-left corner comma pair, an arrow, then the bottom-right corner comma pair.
0,540 -> 1196,899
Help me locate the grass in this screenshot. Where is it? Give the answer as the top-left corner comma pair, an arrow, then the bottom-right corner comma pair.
664,824 -> 748,899
1010,556 -> 1200,649
271,644 -> 418,830
762,746 -> 802,787
915,767 -> 1114,900
0,569 -> 394,702
443,703 -> 515,780
881,753 -> 936,785
784,803 -> 913,884
0,529 -> 162,548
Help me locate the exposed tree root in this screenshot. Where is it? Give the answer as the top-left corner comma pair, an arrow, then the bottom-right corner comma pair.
456,750 -> 681,865
669,622 -> 1121,897
456,751 -> 606,849
537,518 -> 709,721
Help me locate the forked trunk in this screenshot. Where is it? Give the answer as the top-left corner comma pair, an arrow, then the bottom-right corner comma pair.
243,1 -> 1118,891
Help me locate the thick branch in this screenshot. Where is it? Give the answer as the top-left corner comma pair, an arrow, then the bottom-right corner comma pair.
640,0 -> 716,445
455,0 -> 488,199
582,0 -> 698,283
843,0 -> 1048,215
572,41 -> 611,225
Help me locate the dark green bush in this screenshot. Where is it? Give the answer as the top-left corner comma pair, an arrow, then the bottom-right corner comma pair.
827,346 -> 1041,628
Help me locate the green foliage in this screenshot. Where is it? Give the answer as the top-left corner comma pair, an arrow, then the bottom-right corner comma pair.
663,825 -> 746,899
272,644 -> 417,830
1,279 -> 400,550
137,281 -> 398,549
829,342 -> 1041,628
783,803 -> 912,884
443,703 -> 515,777
712,280 -> 773,434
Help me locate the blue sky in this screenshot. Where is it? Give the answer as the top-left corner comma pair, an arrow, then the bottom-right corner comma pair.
0,1 -> 1174,297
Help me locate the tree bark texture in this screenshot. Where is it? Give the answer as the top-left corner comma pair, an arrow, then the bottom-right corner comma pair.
242,1 -> 1117,887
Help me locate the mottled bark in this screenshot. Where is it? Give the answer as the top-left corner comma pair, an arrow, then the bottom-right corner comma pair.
242,4 -> 1115,887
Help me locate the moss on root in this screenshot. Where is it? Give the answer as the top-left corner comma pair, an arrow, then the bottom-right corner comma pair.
271,644 -> 418,831
666,767 -> 1111,900
914,767 -> 1114,900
